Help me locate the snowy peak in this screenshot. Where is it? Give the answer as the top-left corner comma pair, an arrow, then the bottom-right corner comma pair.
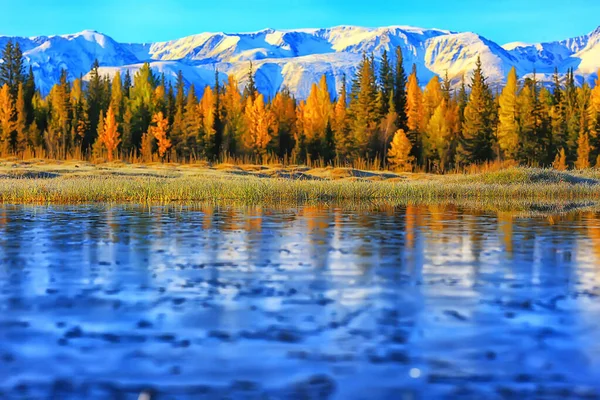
425,32 -> 518,84
503,25 -> 600,78
2,24 -> 600,98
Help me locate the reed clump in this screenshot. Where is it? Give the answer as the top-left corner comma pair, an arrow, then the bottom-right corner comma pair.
0,164 -> 599,206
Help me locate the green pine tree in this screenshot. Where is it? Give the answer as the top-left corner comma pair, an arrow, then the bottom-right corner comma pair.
349,53 -> 380,157
243,62 -> 257,101
456,57 -> 495,165
393,46 -> 408,131
0,40 -> 25,98
378,49 -> 394,115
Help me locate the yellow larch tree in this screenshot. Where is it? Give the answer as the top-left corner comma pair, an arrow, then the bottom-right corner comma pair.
243,93 -> 275,156
406,70 -> 422,133
405,69 -> 423,163
387,129 -> 414,172
553,148 -> 567,170
0,84 -> 16,155
99,105 -> 120,161
497,67 -> 519,160
587,69 -> 600,160
149,111 -> 172,159
576,131 -> 591,169
588,69 -> 600,130
153,84 -> 166,113
421,76 -> 443,129
222,75 -> 244,153
299,75 -> 332,151
199,86 -> 216,152
426,100 -> 451,171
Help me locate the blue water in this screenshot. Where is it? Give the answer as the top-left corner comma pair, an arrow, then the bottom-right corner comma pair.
0,205 -> 599,399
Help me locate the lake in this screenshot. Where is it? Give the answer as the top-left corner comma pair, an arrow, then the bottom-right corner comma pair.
1,204 -> 600,399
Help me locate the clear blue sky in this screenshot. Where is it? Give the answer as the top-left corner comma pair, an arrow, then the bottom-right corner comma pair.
2,0 -> 600,44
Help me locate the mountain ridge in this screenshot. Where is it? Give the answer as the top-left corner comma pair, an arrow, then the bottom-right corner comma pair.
1,24 -> 600,98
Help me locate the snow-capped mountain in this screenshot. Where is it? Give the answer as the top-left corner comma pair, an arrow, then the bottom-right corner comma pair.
1,25 -> 600,98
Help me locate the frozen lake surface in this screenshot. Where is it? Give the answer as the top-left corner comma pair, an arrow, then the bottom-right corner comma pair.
1,205 -> 600,399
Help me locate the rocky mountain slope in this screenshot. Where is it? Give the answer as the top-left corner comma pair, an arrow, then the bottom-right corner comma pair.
1,25 -> 600,98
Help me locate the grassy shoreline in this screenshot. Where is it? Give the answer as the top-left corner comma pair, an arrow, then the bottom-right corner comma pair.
0,160 -> 599,208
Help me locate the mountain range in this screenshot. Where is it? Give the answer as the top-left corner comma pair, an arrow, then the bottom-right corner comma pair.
2,25 -> 600,99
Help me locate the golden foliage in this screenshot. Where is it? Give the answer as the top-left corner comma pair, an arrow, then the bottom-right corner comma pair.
149,111 -> 172,158
421,76 -> 443,129
576,132 -> 591,170
387,129 -> 414,172
406,71 -> 422,133
199,86 -> 216,140
297,76 -> 332,143
0,84 -> 15,155
99,105 -> 120,161
497,67 -> 519,160
243,94 -> 275,155
552,148 -> 567,171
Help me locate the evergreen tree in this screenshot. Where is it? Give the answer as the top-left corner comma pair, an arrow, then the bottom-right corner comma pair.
393,46 -> 408,130
15,83 -> 27,153
71,78 -> 89,151
332,76 -> 352,161
128,63 -> 158,153
24,65 -> 36,125
271,88 -> 297,158
175,71 -> 186,116
349,54 -> 379,158
48,70 -> 72,153
110,71 -> 124,119
213,69 -> 223,159
181,84 -> 200,157
442,71 -> 451,102
518,73 -> 548,165
166,83 -> 176,125
221,76 -> 244,155
456,57 -> 495,165
379,49 -> 394,114
123,70 -> 132,97
0,40 -> 25,98
85,59 -> 105,149
587,69 -> 600,162
243,61 -> 257,101
565,67 -> 579,162
550,68 -> 567,161
169,70 -> 186,157
379,93 -> 397,164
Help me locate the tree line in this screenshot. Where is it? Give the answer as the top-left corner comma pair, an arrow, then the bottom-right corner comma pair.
0,40 -> 599,171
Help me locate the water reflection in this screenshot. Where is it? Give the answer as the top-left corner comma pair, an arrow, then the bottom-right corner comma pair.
0,204 -> 599,399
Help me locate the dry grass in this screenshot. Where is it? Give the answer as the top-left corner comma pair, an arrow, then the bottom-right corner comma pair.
0,160 -> 599,208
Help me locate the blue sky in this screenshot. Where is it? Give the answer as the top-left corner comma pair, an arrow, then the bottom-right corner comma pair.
2,0 -> 600,44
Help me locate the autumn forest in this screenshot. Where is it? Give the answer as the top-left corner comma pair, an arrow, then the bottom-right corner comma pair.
0,41 -> 599,172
